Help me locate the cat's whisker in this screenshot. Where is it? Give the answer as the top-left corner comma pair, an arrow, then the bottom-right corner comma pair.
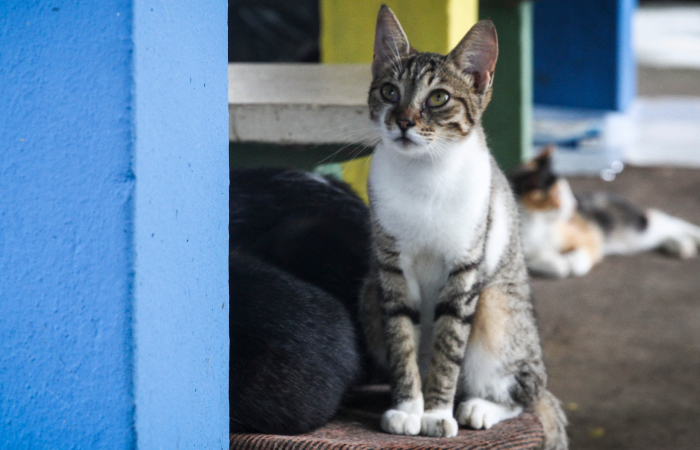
308,126 -> 383,146
363,154 -> 373,170
314,142 -> 366,165
315,138 -> 380,167
338,139 -> 378,158
345,143 -> 374,161
305,128 -> 381,166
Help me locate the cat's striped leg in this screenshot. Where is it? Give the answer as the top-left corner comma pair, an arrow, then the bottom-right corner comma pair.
420,264 -> 482,437
379,272 -> 424,436
372,232 -> 424,435
381,311 -> 424,436
420,315 -> 469,437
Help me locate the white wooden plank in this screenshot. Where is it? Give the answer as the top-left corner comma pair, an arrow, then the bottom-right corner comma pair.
228,64 -> 374,144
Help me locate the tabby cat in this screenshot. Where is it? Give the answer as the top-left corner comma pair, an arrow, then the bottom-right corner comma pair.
510,147 -> 700,278
229,169 -> 370,434
359,6 -> 567,450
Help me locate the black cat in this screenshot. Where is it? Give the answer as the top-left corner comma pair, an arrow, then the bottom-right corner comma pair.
229,169 -> 371,435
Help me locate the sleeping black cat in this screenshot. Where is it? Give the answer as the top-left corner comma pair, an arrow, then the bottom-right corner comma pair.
229,169 -> 371,435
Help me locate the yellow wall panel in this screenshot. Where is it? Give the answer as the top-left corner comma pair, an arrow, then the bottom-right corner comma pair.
321,0 -> 479,64
447,0 -> 479,50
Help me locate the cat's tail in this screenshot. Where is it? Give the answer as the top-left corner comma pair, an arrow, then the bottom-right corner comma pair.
534,389 -> 568,450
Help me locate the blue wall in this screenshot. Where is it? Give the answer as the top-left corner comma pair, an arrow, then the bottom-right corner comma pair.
0,2 -> 135,448
132,0 -> 229,448
0,1 -> 228,448
534,0 -> 637,111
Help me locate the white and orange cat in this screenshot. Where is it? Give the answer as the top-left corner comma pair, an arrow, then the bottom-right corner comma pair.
510,147 -> 700,278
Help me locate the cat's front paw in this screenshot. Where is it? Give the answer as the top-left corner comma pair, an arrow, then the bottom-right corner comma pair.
565,249 -> 593,276
381,409 -> 422,435
527,254 -> 570,278
456,398 -> 522,430
421,409 -> 458,438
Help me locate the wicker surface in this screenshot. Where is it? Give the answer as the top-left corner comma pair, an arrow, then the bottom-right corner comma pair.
230,386 -> 544,450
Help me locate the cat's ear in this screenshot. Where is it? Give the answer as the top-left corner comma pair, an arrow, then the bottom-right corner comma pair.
535,145 -> 556,163
372,5 -> 413,77
447,20 -> 498,93
531,145 -> 555,171
509,145 -> 558,195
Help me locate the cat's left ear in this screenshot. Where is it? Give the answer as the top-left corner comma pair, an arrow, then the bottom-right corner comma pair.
447,20 -> 498,94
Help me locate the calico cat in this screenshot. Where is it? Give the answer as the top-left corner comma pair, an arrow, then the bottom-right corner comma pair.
510,147 -> 700,278
229,168 -> 370,434
359,6 -> 567,450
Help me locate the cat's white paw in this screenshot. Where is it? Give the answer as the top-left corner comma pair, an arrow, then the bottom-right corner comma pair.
456,398 -> 522,430
565,249 -> 593,276
421,409 -> 459,437
528,254 -> 570,278
381,409 -> 422,435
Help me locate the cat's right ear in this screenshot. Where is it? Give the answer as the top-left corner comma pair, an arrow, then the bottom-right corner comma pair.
447,20 -> 498,94
372,5 -> 413,77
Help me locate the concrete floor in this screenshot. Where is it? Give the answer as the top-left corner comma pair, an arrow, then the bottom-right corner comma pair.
515,51 -> 700,447
638,66 -> 700,97
535,18 -> 700,444
533,166 -> 700,450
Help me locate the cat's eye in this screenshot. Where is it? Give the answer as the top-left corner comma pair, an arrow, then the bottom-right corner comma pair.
380,83 -> 399,102
427,90 -> 450,108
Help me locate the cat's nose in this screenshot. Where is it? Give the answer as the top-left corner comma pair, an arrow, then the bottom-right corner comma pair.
396,119 -> 415,132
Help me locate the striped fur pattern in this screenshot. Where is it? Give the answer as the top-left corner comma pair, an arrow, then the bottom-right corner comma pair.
511,147 -> 700,278
360,6 -> 567,450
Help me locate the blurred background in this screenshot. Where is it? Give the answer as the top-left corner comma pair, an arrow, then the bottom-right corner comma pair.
228,1 -> 700,449
228,0 -> 700,178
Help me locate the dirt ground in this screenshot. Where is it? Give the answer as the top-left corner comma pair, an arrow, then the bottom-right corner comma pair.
533,166 -> 700,450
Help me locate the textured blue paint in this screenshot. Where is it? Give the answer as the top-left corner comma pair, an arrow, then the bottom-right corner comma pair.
534,0 -> 637,111
1,1 -> 229,448
132,1 -> 229,448
0,1 -> 135,448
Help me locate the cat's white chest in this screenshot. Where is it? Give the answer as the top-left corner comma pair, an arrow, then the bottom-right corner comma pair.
369,137 -> 492,377
369,138 -> 492,266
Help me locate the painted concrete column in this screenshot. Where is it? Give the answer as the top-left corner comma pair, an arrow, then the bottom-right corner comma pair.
132,1 -> 229,447
479,0 -> 534,171
0,1 -> 228,448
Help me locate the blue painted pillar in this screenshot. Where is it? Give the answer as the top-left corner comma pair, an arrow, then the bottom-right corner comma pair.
0,1 -> 228,448
132,1 -> 229,448
534,0 -> 637,111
